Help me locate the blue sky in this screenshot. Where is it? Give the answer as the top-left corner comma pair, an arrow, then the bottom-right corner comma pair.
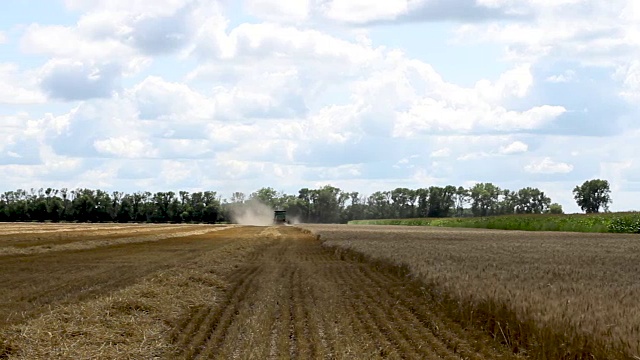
1,0 -> 639,213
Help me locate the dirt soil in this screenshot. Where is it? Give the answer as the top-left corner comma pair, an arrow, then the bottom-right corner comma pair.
0,226 -> 233,327
168,226 -> 517,359
0,224 -> 519,359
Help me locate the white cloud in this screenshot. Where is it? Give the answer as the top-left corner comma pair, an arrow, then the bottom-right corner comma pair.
94,136 -> 157,158
2,0 -> 639,213
159,160 -> 197,184
455,1 -> 640,72
546,69 -> 576,83
210,67 -> 307,120
320,0 -> 520,24
158,139 -> 213,158
430,148 -> 451,158
524,157 -> 573,174
37,98 -> 156,159
0,32 -> 6,44
39,59 -> 122,101
476,0 -> 582,9
245,0 -> 311,22
206,123 -> 262,148
24,4 -> 203,62
304,104 -> 364,144
499,140 -> 528,154
616,60 -> 640,101
599,160 -> 633,193
21,23 -> 134,63
316,164 -> 363,180
225,23 -> 382,65
63,0 -> 191,15
0,113 -> 27,152
475,64 -> 534,102
128,76 -> 213,120
322,0 -> 413,23
215,159 -> 255,180
39,145 -> 84,173
73,164 -> 120,189
0,63 -> 47,104
0,144 -> 84,189
24,111 -> 72,139
457,152 -> 491,161
394,101 -> 565,136
21,0 -> 219,99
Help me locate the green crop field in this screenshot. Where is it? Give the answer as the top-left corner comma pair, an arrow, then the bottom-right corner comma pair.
348,212 -> 640,233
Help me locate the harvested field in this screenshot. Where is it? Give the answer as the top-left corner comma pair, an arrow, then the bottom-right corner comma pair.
302,224 -> 640,359
0,224 -> 234,327
0,223 -> 231,255
167,226 -> 516,360
0,226 -> 272,359
0,223 -> 519,359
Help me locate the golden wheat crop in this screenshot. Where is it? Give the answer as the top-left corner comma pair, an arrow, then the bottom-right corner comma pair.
302,224 -> 640,359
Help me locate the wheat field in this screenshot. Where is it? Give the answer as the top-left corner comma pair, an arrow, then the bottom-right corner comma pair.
0,223 -> 523,359
303,224 -> 640,359
2,222 -> 636,359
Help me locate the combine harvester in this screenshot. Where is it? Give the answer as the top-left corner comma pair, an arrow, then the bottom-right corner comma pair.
273,210 -> 289,225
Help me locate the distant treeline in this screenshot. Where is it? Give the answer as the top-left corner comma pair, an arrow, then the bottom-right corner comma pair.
0,183 -> 561,224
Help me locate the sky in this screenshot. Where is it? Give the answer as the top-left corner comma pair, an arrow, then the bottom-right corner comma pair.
1,0 -> 639,213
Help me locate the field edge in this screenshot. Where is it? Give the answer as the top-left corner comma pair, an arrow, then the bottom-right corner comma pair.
348,212 -> 640,234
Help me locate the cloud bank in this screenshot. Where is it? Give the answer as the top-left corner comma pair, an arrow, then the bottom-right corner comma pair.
0,0 -> 639,212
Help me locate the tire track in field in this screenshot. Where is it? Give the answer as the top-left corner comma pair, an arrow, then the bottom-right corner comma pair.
0,228 -> 242,329
169,226 -> 520,360
171,265 -> 263,360
169,266 -> 256,351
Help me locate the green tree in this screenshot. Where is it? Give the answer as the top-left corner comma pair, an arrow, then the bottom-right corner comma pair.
44,188 -> 64,222
343,192 -> 366,221
367,191 -> 391,219
202,191 -> 222,223
71,189 -> 97,222
427,186 -> 456,217
416,188 -> 429,217
250,187 -> 279,208
279,194 -> 305,221
548,203 -> 564,214
117,195 -> 133,222
297,188 -> 312,222
469,183 -> 501,216
453,186 -> 469,217
573,179 -> 611,213
514,187 -> 551,214
390,188 -> 415,218
230,192 -> 246,204
312,185 -> 342,223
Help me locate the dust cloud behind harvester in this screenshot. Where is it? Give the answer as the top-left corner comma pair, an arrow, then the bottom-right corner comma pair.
228,199 -> 275,226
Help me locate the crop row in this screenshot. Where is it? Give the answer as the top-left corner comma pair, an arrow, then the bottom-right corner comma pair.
349,212 -> 640,233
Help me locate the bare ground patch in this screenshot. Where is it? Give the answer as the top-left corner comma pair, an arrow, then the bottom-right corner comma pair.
0,225 -> 235,256
1,227 -> 273,359
167,226 -> 519,360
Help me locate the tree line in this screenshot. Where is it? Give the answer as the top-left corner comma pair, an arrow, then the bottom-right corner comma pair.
0,188 -> 223,223
0,182 -> 566,224
245,183 -> 562,224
